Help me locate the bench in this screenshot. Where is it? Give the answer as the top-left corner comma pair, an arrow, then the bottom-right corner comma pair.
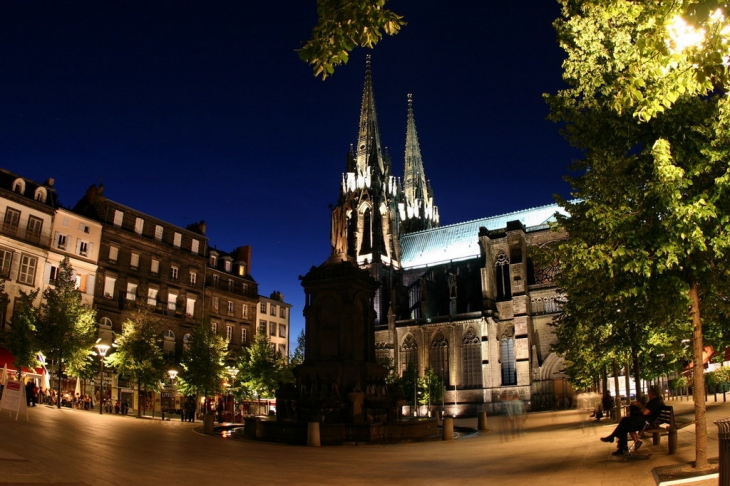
643,405 -> 692,454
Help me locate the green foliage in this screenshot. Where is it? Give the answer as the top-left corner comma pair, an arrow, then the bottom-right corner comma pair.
289,329 -> 306,367
376,355 -> 399,385
299,0 -> 405,79
670,376 -> 690,390
105,307 -> 166,395
178,321 -> 229,399
35,257 -> 97,405
5,288 -> 40,378
417,367 -> 444,406
546,1 -> 730,467
236,329 -> 291,399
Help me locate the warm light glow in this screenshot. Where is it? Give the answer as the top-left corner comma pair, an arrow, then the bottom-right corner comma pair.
168,369 -> 178,380
666,15 -> 706,54
95,341 -> 110,357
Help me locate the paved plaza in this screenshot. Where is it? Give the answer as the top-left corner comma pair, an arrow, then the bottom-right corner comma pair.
0,398 -> 727,485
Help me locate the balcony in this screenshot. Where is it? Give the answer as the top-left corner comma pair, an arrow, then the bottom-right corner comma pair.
0,216 -> 51,247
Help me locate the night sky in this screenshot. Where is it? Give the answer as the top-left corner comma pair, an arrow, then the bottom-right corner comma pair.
0,1 -> 579,344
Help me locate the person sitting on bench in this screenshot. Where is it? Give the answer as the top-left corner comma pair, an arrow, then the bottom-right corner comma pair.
600,386 -> 665,455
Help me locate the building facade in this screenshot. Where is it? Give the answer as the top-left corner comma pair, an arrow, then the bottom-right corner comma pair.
329,59 -> 569,414
256,292 -> 291,358
205,246 -> 258,354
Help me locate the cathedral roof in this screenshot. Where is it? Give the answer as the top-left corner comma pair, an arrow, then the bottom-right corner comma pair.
400,202 -> 568,269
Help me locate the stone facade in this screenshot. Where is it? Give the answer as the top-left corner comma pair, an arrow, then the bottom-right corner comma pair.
331,60 -> 571,415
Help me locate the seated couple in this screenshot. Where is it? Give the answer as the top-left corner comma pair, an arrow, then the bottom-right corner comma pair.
599,386 -> 664,455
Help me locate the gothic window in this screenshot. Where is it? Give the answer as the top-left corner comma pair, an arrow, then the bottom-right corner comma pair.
461,328 -> 482,387
399,334 -> 417,375
362,208 -> 372,253
375,342 -> 390,366
495,253 -> 511,300
501,337 -> 516,386
430,331 -> 449,386
533,259 -> 560,284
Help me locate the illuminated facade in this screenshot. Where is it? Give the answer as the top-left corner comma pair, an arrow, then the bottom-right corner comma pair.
255,291 -> 291,358
330,59 -> 569,414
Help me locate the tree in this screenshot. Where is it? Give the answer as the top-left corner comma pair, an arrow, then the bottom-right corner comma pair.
3,289 -> 40,380
418,367 -> 444,412
237,329 -> 290,412
289,329 -> 306,367
299,0 -> 405,79
35,257 -> 97,409
546,0 -> 730,469
178,321 -> 228,414
105,307 -> 166,418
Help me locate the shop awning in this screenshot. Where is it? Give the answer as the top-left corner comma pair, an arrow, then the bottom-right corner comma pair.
0,347 -> 45,376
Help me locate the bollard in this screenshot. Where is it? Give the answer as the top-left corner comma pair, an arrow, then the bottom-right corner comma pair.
478,411 -> 488,430
307,422 -> 321,447
715,417 -> 730,486
203,413 -> 215,435
442,416 -> 454,441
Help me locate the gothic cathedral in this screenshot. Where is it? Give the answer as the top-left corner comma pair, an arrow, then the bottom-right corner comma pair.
329,56 -> 570,414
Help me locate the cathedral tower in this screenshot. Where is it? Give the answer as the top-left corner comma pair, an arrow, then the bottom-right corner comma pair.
400,94 -> 440,234
330,55 -> 402,326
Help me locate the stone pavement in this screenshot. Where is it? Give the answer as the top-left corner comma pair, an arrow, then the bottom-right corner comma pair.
0,397 -> 726,485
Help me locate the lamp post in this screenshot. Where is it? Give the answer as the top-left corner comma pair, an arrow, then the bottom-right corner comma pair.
95,340 -> 111,415
164,368 -> 178,421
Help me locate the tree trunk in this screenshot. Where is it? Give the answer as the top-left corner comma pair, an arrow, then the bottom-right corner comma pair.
137,379 -> 142,418
56,351 -> 63,410
688,276 -> 708,469
632,351 -> 642,402
612,359 -> 621,420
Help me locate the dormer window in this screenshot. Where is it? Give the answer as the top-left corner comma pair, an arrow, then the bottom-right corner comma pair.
11,178 -> 25,195
224,260 -> 232,272
34,187 -> 47,203
210,254 -> 218,267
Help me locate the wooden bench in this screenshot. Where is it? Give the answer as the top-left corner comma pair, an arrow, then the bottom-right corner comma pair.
643,405 -> 692,454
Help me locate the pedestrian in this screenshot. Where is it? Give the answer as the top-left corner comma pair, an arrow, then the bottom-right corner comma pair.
600,386 -> 665,455
114,399 -> 121,414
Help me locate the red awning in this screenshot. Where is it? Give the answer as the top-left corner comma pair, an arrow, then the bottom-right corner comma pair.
0,347 -> 45,375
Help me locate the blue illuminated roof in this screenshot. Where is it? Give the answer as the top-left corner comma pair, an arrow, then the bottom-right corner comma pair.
400,202 -> 566,269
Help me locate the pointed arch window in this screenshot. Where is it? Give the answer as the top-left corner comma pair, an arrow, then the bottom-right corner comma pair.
362,207 -> 372,253
501,337 -> 516,386
430,331 -> 449,386
495,253 -> 511,300
399,334 -> 417,375
462,328 -> 482,387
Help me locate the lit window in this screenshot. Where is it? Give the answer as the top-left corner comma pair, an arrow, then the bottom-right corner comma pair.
147,287 -> 158,306
210,254 -> 217,267
126,282 -> 138,301
103,274 -> 116,299
18,254 -> 37,285
130,252 -> 140,270
242,305 -> 248,317
227,301 -> 234,316
173,232 -> 181,248
151,259 -> 160,276
155,225 -> 163,241
134,217 -> 144,235
189,271 -> 197,285
170,265 -> 179,281
226,325 -> 233,341
167,293 -> 177,312
224,260 -> 231,272
191,239 -> 199,255
108,245 -> 119,263
186,297 -> 195,317
113,210 -> 123,226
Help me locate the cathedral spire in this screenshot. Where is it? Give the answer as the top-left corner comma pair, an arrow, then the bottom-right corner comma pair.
355,55 -> 387,177
401,94 -> 439,233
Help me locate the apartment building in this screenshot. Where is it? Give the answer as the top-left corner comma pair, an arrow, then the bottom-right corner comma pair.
256,291 -> 291,358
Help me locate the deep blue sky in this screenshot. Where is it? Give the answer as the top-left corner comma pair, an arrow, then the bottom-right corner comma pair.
0,1 -> 578,345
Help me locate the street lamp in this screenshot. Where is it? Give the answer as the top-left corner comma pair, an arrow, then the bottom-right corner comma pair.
95,339 -> 111,415
163,368 -> 178,421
